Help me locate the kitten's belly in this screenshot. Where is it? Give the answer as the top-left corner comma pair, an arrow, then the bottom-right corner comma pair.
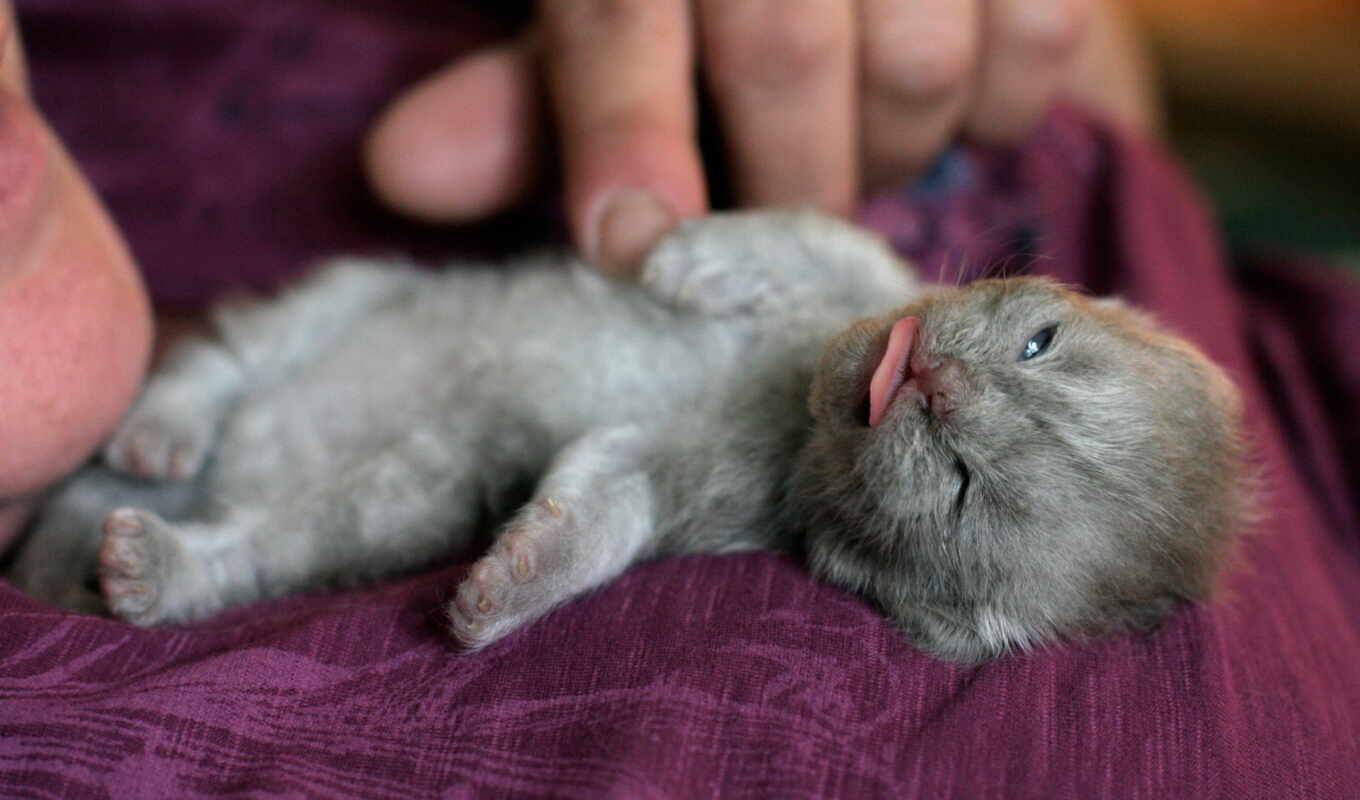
205,300 -> 727,500
205,270 -> 822,504
209,313 -> 474,499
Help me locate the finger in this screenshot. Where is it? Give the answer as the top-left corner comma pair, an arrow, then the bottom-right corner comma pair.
1063,0 -> 1161,136
966,0 -> 1092,143
538,0 -> 705,274
698,0 -> 857,214
859,0 -> 979,189
364,40 -> 542,223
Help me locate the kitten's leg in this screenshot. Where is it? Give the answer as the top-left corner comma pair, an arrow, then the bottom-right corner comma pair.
103,339 -> 245,480
5,468 -> 198,614
97,424 -> 494,625
104,260 -> 424,481
640,210 -> 920,316
449,425 -> 660,649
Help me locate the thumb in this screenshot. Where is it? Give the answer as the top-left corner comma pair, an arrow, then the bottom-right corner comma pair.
364,40 -> 544,223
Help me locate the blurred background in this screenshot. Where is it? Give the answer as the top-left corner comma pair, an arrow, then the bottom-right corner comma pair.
1127,0 -> 1359,275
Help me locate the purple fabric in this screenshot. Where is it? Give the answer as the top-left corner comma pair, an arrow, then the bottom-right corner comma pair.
4,1 -> 1359,796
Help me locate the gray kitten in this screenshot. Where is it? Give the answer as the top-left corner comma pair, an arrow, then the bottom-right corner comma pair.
6,212 -> 1248,663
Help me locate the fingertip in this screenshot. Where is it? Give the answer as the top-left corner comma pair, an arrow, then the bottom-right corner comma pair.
364,44 -> 541,222
538,0 -> 710,273
561,123 -> 707,275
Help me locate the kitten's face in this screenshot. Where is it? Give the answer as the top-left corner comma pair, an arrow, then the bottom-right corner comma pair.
792,277 -> 1247,663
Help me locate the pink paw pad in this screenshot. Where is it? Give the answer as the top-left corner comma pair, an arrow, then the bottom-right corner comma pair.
454,559 -> 506,622
98,509 -> 159,617
447,495 -> 581,649
501,528 -> 539,584
105,421 -> 206,482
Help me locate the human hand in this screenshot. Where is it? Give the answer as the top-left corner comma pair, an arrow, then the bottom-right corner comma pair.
0,2 -> 152,549
365,0 -> 1107,274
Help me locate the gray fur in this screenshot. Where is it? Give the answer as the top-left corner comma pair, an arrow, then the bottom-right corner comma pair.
5,212 -> 1247,662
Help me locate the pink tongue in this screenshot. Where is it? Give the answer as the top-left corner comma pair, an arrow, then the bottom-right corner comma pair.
868,316 -> 919,428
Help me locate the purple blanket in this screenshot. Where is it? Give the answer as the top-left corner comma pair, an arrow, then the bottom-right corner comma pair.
3,2 -> 1358,796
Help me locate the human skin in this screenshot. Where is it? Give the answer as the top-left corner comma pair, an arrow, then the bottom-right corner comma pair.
0,3 -> 153,551
365,0 -> 1158,273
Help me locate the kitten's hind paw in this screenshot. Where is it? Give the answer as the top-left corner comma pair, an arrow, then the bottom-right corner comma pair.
449,427 -> 659,651
448,497 -> 576,650
98,508 -> 193,626
103,416 -> 212,482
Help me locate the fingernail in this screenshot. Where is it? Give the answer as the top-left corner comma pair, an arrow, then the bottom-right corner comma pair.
589,187 -> 674,273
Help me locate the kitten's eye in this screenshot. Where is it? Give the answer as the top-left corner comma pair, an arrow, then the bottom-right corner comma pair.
1020,325 -> 1058,361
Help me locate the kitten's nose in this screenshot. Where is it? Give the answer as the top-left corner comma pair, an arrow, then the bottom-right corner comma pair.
914,357 -> 967,416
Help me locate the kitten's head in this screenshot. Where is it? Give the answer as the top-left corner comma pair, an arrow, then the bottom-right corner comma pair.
791,277 -> 1248,663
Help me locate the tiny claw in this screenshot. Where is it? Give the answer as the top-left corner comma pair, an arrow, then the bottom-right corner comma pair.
541,497 -> 562,518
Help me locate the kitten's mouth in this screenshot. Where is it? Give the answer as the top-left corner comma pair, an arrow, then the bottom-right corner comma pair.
865,316 -> 922,428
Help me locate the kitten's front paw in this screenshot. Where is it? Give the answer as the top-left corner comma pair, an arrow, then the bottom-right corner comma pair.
98,508 -> 196,626
641,211 -> 917,317
640,220 -> 775,316
448,497 -> 577,650
104,412 -> 213,482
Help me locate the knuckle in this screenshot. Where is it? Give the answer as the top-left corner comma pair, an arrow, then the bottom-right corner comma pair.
540,0 -> 665,48
863,21 -> 974,103
1005,0 -> 1091,58
705,0 -> 848,91
568,101 -> 679,145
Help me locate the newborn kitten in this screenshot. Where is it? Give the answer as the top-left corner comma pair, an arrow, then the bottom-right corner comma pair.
6,212 -> 1248,663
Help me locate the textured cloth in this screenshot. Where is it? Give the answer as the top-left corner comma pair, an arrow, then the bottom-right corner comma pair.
3,2 -> 1359,797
